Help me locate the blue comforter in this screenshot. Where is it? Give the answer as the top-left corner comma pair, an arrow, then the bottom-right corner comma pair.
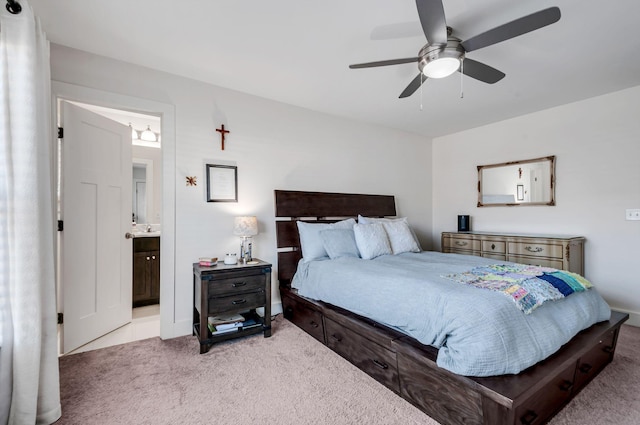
291,251 -> 611,377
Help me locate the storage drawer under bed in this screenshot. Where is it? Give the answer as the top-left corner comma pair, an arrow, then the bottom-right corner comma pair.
325,317 -> 400,393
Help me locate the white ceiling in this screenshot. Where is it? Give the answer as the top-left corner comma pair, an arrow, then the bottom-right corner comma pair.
29,0 -> 640,138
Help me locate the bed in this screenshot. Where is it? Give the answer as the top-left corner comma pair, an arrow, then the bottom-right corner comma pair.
275,190 -> 628,425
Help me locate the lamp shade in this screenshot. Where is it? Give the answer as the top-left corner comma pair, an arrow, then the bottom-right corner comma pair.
233,216 -> 258,237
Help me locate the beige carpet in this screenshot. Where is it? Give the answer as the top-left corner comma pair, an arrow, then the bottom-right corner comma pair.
56,317 -> 640,425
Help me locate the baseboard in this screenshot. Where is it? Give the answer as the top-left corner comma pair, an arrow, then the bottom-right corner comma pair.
614,307 -> 640,327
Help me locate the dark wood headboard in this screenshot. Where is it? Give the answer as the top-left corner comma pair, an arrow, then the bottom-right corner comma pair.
274,190 -> 396,285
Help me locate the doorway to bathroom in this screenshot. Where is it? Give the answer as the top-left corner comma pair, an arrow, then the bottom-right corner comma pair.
57,100 -> 163,355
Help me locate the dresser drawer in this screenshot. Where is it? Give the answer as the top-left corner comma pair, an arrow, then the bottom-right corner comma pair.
515,362 -> 576,425
508,255 -> 563,269
482,240 -> 506,254
483,253 -> 507,261
325,318 -> 399,393
574,328 -> 616,391
207,274 -> 266,296
208,290 -> 266,315
508,241 -> 563,259
446,237 -> 480,252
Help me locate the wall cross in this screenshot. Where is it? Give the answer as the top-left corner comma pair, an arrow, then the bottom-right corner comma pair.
216,124 -> 230,150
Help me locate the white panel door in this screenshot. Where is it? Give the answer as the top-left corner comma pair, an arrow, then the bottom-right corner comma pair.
61,101 -> 132,353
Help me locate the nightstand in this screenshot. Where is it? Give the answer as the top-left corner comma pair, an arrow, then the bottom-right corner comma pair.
193,259 -> 272,354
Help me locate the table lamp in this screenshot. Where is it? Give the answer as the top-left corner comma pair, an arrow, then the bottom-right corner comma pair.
233,216 -> 258,263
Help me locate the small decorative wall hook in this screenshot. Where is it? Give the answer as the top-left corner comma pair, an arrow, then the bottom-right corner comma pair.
186,176 -> 197,186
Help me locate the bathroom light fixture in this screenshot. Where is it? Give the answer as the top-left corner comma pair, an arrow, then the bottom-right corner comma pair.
129,123 -> 139,141
233,216 -> 258,263
140,125 -> 157,142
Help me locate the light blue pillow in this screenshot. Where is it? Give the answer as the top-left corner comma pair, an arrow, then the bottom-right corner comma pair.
353,222 -> 392,260
297,218 -> 356,262
319,228 -> 360,259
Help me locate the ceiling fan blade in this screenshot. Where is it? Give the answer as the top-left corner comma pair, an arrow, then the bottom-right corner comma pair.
415,0 -> 448,45
461,7 -> 561,52
460,58 -> 505,84
399,73 -> 428,98
349,57 -> 418,69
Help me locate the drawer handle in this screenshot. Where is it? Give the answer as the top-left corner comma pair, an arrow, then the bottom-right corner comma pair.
232,281 -> 247,287
491,243 -> 496,250
151,255 -> 156,260
525,246 -> 543,253
331,334 -> 342,342
372,359 -> 389,370
146,256 -> 150,260
309,320 -> 319,328
520,410 -> 538,425
579,363 -> 593,374
232,299 -> 247,305
559,380 -> 573,392
454,241 -> 468,247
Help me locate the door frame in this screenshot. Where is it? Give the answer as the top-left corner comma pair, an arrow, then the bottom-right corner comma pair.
52,81 -> 177,341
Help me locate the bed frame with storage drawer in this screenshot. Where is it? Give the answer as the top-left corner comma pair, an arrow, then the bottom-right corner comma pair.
275,190 -> 628,425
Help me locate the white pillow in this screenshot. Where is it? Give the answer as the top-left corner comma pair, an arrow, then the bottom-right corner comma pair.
353,222 -> 392,260
358,215 -> 422,251
297,218 -> 356,262
381,220 -> 420,254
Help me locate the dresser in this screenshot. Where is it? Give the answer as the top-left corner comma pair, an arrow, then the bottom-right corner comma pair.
441,231 -> 585,275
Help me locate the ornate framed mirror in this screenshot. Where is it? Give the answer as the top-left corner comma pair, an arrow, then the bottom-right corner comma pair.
477,156 -> 555,207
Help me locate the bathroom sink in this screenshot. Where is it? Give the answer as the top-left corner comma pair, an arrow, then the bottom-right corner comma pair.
131,230 -> 161,238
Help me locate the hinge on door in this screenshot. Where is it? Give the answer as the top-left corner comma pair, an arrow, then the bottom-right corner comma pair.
57,313 -> 63,324
58,220 -> 63,231
57,127 -> 63,138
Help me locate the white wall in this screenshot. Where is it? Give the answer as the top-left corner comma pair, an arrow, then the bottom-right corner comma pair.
50,44 -> 432,336
432,86 -> 640,324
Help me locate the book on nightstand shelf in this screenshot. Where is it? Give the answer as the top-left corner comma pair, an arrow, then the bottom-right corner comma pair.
207,313 -> 262,335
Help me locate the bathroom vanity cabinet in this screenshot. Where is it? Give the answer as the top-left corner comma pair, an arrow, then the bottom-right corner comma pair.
132,236 -> 160,307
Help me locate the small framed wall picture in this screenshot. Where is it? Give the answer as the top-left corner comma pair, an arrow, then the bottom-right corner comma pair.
206,164 -> 238,202
517,184 -> 524,201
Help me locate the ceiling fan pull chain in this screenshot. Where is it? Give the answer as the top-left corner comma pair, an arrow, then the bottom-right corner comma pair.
420,77 -> 424,111
460,58 -> 464,99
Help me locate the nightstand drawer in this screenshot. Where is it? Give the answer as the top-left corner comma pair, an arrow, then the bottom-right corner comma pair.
508,241 -> 563,259
207,274 -> 266,296
208,290 -> 266,315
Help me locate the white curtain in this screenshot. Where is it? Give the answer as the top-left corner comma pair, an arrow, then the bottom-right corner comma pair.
0,2 -> 62,424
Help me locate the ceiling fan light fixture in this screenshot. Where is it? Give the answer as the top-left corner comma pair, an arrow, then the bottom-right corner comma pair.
422,56 -> 461,78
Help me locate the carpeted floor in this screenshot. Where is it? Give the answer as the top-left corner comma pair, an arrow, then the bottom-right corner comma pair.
56,317 -> 640,425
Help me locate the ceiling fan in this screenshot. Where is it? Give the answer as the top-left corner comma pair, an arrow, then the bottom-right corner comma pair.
349,0 -> 561,98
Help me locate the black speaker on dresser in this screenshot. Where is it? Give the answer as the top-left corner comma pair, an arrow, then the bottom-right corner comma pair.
457,215 -> 470,232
